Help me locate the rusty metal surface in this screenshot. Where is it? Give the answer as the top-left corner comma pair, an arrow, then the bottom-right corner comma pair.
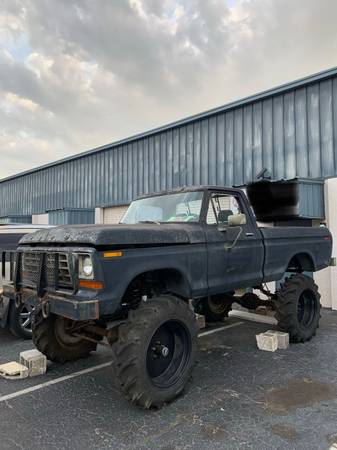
19,223 -> 205,246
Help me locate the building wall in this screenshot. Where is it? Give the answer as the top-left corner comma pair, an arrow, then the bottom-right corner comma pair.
314,178 -> 337,309
95,206 -> 128,224
32,214 -> 49,225
0,68 -> 337,216
48,209 -> 95,225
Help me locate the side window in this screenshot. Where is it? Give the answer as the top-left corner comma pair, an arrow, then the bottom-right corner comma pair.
207,194 -> 242,225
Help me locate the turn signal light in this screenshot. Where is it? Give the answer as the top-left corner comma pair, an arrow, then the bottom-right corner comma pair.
79,280 -> 104,290
103,251 -> 123,258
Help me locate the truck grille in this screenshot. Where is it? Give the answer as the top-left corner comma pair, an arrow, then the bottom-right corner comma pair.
22,252 -> 73,290
58,253 -> 72,287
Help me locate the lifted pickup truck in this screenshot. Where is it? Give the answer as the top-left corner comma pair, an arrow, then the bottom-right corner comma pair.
2,186 -> 332,408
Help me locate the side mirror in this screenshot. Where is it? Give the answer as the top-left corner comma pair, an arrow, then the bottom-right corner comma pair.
228,213 -> 246,227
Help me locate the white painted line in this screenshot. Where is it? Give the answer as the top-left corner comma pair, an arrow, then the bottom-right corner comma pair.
229,309 -> 278,325
0,361 -> 112,403
0,321 -> 244,403
198,321 -> 243,337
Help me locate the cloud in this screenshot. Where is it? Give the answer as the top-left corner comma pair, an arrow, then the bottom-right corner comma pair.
0,0 -> 336,178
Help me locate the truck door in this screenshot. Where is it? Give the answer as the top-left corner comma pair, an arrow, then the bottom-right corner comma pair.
205,191 -> 264,294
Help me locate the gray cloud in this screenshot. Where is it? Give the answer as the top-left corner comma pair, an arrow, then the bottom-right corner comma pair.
0,0 -> 337,178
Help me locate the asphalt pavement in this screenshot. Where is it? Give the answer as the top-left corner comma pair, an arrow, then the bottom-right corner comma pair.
1,311 -> 337,450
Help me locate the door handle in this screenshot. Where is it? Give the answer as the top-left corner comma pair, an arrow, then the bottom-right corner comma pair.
246,232 -> 254,237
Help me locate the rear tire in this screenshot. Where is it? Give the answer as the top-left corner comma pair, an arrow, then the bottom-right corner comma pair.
275,274 -> 321,343
111,295 -> 197,409
32,311 -> 97,362
200,294 -> 233,323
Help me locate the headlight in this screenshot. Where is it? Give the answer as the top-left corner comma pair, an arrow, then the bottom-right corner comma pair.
79,254 -> 94,279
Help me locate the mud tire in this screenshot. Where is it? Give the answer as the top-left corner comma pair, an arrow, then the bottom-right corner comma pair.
275,274 -> 321,343
111,295 -> 197,409
201,295 -> 232,323
32,310 -> 97,362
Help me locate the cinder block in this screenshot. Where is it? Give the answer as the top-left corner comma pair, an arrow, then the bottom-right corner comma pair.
195,313 -> 206,330
20,349 -> 47,377
0,362 -> 29,380
265,330 -> 289,349
256,332 -> 278,352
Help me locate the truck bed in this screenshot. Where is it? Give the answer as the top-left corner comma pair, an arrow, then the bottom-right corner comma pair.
260,226 -> 332,282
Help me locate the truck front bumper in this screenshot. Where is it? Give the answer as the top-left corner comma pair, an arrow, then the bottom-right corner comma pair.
41,292 -> 100,321
3,284 -> 100,322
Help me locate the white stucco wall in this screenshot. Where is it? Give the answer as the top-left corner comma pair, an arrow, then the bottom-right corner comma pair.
32,213 -> 49,225
314,178 -> 337,310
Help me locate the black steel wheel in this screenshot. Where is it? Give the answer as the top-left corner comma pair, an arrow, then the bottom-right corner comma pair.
146,320 -> 192,388
32,310 -> 97,362
111,295 -> 197,409
275,274 -> 321,343
201,294 -> 233,323
8,297 -> 35,339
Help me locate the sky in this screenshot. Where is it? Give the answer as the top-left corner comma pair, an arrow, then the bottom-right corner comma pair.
0,0 -> 337,179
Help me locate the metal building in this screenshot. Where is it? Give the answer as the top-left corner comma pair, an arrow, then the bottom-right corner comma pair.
0,66 -> 337,224
0,66 -> 337,308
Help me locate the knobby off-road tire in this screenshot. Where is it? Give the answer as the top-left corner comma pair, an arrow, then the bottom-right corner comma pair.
275,274 -> 321,343
201,294 -> 233,323
32,310 -> 97,363
111,295 -> 198,409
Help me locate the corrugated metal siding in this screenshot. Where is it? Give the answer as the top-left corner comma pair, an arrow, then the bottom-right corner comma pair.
298,179 -> 325,218
0,215 -> 32,224
0,69 -> 336,216
48,209 -> 95,225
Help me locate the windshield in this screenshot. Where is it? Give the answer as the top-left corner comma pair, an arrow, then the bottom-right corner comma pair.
121,191 -> 204,224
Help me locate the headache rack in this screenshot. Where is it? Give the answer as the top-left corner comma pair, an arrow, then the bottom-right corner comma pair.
2,250 -> 76,295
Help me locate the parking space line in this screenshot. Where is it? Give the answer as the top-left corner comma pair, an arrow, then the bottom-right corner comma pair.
0,321 -> 244,403
198,321 -> 243,337
0,362 -> 112,403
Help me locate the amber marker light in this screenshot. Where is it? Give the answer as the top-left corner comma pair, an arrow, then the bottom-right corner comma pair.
79,280 -> 104,289
103,251 -> 123,258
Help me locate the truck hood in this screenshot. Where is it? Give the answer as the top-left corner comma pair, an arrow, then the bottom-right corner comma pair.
19,223 -> 205,246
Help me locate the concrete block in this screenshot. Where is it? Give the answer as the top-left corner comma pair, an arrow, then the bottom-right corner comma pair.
0,362 -> 29,380
265,330 -> 289,349
256,332 -> 278,352
20,349 -> 47,377
195,313 -> 206,329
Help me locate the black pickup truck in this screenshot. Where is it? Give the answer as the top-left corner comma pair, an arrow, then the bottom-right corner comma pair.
2,185 -> 332,408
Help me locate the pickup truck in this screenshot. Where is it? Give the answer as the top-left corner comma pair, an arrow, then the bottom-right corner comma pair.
2,186 -> 332,408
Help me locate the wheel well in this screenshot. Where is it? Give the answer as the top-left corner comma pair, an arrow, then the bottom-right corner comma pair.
287,253 -> 315,273
121,269 -> 191,305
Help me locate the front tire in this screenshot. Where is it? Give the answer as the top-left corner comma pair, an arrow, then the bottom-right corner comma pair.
32,311 -> 97,362
111,295 -> 197,409
275,274 -> 321,343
